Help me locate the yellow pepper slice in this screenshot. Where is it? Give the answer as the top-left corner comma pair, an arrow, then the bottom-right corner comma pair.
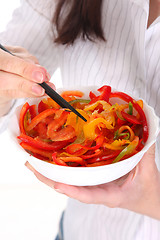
103,139 -> 131,150
84,100 -> 111,112
118,125 -> 135,141
83,117 -> 114,140
65,109 -> 89,136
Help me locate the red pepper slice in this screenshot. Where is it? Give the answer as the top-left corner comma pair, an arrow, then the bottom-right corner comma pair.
38,100 -> 49,113
17,133 -> 70,151
20,142 -> 53,160
52,153 -> 68,166
29,104 -> 37,119
66,135 -> 104,155
98,85 -> 111,102
89,91 -> 96,100
19,102 -> 30,134
86,150 -> 121,164
35,122 -> 48,139
110,91 -> 148,142
47,111 -> 69,140
52,153 -> 85,166
48,125 -> 76,141
89,85 -> 111,104
81,149 -> 102,159
121,111 -> 141,125
26,108 -> 58,132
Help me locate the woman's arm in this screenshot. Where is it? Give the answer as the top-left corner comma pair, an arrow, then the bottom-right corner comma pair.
25,143 -> 160,220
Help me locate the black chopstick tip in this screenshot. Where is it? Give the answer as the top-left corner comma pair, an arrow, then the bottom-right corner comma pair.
81,116 -> 87,122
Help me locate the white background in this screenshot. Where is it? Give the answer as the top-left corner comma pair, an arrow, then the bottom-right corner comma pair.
0,1 -> 67,239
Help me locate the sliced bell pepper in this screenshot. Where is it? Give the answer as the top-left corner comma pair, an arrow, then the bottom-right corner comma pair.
110,91 -> 148,142
26,108 -> 58,132
35,122 -> 47,139
52,153 -> 68,166
38,100 -> 49,113
17,133 -> 70,151
84,100 -> 111,112
48,125 -> 76,141
121,111 -> 141,125
81,149 -> 102,159
65,109 -> 89,136
89,91 -> 96,100
20,142 -> 53,160
29,104 -> 37,119
118,125 -> 135,141
52,153 -> 85,166
47,111 -> 69,139
83,117 -> 114,140
103,139 -> 130,150
42,97 -> 60,109
66,135 -> 104,156
128,102 -> 133,115
98,85 -> 111,102
69,99 -> 90,105
19,102 -> 30,134
61,90 -> 84,98
86,150 -> 121,164
89,85 -> 111,104
112,136 -> 139,163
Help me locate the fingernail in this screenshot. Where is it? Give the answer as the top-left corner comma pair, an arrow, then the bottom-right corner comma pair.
32,84 -> 45,96
32,71 -> 44,83
46,72 -> 51,81
25,161 -> 35,173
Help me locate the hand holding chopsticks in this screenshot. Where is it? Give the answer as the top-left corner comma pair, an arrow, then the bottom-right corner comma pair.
0,44 -> 87,122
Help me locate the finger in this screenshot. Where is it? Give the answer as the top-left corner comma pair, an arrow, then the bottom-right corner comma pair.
0,49 -> 48,83
25,161 -> 56,188
25,161 -> 123,207
5,46 -> 39,64
0,71 -> 45,98
53,182 -> 123,207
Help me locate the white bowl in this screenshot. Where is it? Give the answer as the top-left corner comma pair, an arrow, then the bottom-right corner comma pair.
9,86 -> 160,186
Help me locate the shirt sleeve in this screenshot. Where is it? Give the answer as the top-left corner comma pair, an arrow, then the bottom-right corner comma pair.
0,0 -> 59,75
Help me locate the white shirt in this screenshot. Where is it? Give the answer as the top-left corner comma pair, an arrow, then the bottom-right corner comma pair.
0,0 -> 160,239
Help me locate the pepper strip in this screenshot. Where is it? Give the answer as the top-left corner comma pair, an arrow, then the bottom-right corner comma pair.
52,153 -> 85,166
121,111 -> 141,125
26,108 -> 58,132
112,136 -> 139,163
89,85 -> 111,104
17,133 -> 70,151
118,125 -> 135,141
103,139 -> 131,150
83,118 -> 114,140
66,135 -> 104,155
61,90 -> 84,98
19,102 -> 30,134
86,150 -> 121,164
81,149 -> 102,159
20,142 -> 53,160
52,153 -> 68,166
110,91 -> 148,142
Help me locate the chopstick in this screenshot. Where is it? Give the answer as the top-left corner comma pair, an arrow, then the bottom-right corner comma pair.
0,44 -> 87,122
